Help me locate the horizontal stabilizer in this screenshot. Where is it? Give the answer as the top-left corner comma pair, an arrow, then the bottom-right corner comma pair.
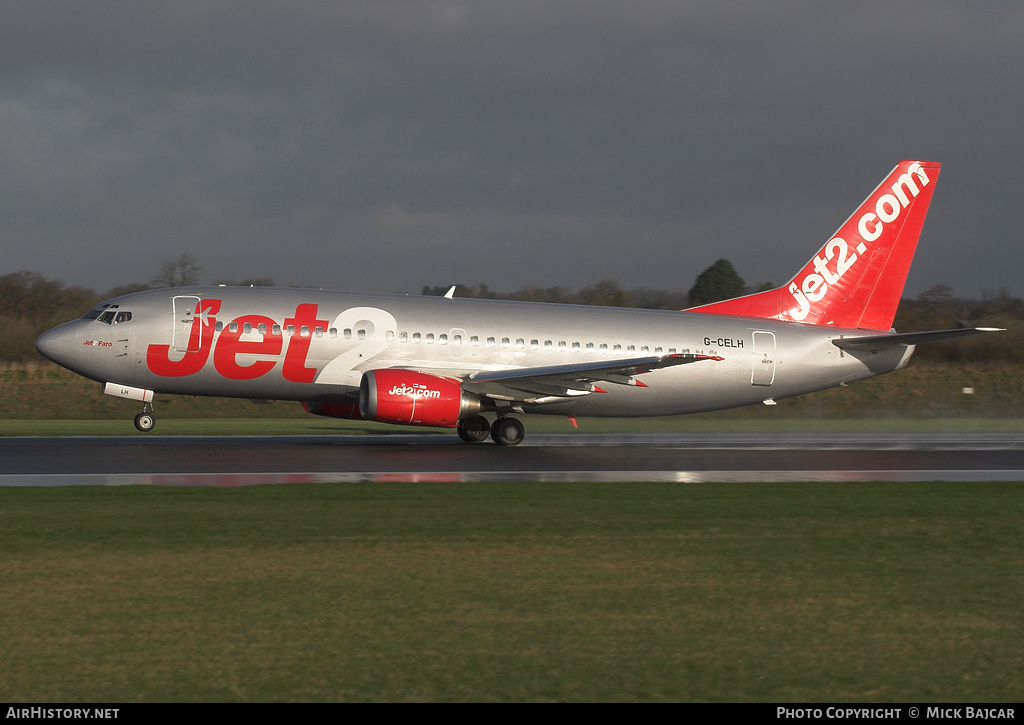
832,327 -> 1003,351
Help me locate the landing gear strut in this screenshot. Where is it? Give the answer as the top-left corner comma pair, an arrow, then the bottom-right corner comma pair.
457,415 -> 491,443
134,403 -> 156,432
490,416 -> 525,447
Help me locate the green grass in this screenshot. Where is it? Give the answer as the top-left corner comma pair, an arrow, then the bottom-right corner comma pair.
1,482 -> 1021,702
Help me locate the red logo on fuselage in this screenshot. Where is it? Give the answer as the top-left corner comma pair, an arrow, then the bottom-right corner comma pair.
146,300 -> 329,383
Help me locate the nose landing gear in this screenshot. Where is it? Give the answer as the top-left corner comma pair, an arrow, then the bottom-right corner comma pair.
133,403 -> 156,432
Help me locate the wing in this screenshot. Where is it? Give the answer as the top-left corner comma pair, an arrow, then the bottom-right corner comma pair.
460,353 -> 723,403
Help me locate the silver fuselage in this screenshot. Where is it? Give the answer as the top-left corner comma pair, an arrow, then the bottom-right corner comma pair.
36,286 -> 913,418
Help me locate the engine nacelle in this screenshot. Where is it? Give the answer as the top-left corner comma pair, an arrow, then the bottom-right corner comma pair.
359,369 -> 480,428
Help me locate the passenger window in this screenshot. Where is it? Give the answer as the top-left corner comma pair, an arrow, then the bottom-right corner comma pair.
385,331 -> 395,341
487,337 -> 496,347
258,323 -> 267,335
426,333 -> 435,343
314,326 -> 324,338
627,345 -> 635,354
413,332 -> 421,343
357,329 -> 365,341
399,331 -> 408,343
516,338 -> 525,350
544,340 -> 553,350
273,324 -> 282,336
613,344 -> 622,352
215,321 -> 224,332
243,322 -> 253,334
572,342 -> 580,352
285,324 -> 295,336
501,337 -> 510,349
343,328 -> 352,340
328,328 -> 337,338
229,322 -> 238,333
470,335 -> 479,346
453,334 -> 462,345
531,339 -> 539,350
300,326 -> 310,337
439,334 -> 448,345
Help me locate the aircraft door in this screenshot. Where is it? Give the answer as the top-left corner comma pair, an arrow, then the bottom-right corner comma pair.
172,296 -> 202,352
751,331 -> 776,386
449,328 -> 467,359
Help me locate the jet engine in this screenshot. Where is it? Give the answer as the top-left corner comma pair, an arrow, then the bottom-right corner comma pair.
359,369 -> 481,428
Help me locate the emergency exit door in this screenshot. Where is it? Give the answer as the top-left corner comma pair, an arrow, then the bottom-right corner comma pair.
751,331 -> 776,386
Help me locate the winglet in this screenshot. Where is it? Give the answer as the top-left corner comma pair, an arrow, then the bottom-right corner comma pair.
444,286 -> 456,299
687,161 -> 941,331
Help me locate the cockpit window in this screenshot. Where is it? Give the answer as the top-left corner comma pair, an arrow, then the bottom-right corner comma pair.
85,309 -> 132,325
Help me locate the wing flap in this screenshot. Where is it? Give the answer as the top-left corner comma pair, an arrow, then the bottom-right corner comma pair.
462,353 -> 723,401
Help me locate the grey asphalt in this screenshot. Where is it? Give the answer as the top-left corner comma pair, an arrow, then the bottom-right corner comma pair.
2,434 -> 1023,485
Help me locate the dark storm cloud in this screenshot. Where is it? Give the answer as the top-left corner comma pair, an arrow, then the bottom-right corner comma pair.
2,1 -> 1022,297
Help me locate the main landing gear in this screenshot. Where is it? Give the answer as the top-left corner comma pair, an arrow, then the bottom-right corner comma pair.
457,415 -> 491,443
456,414 -> 526,447
133,403 -> 156,432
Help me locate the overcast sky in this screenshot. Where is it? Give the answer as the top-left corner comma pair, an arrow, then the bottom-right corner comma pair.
2,1 -> 1022,299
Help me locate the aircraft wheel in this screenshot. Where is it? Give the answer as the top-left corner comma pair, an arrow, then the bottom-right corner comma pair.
491,417 -> 525,447
134,412 -> 156,432
457,415 -> 491,443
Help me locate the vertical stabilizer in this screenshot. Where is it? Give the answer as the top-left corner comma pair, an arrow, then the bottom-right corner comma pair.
687,160 -> 941,330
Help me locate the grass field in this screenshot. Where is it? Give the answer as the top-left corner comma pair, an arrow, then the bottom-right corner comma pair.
1,481 -> 1021,702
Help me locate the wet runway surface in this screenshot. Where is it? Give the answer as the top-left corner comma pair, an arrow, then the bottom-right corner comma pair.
2,434 -> 1024,485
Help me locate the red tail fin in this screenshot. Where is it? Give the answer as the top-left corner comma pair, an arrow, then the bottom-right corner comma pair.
687,160 -> 941,330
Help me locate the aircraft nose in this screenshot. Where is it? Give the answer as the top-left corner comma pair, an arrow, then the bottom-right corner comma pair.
35,323 -> 78,367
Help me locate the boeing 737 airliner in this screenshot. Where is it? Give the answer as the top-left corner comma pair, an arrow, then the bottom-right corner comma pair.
35,160 -> 998,445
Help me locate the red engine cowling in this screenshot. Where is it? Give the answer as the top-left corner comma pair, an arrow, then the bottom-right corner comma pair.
359,370 -> 481,428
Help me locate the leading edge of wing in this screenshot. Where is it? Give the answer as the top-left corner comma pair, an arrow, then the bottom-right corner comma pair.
462,353 -> 723,400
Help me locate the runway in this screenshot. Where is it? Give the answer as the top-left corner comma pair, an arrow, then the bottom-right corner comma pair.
2,433 -> 1024,485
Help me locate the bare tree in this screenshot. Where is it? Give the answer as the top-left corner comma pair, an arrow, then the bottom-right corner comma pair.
150,254 -> 202,288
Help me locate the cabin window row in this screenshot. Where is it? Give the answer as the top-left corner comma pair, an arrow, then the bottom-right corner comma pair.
394,332 -> 684,355
214,321 -> 347,338
213,321 -> 686,355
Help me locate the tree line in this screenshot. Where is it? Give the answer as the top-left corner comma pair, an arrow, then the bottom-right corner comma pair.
2,256 -> 1019,363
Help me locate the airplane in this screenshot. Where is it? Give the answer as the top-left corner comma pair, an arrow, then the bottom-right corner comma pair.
35,160 -> 1000,445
